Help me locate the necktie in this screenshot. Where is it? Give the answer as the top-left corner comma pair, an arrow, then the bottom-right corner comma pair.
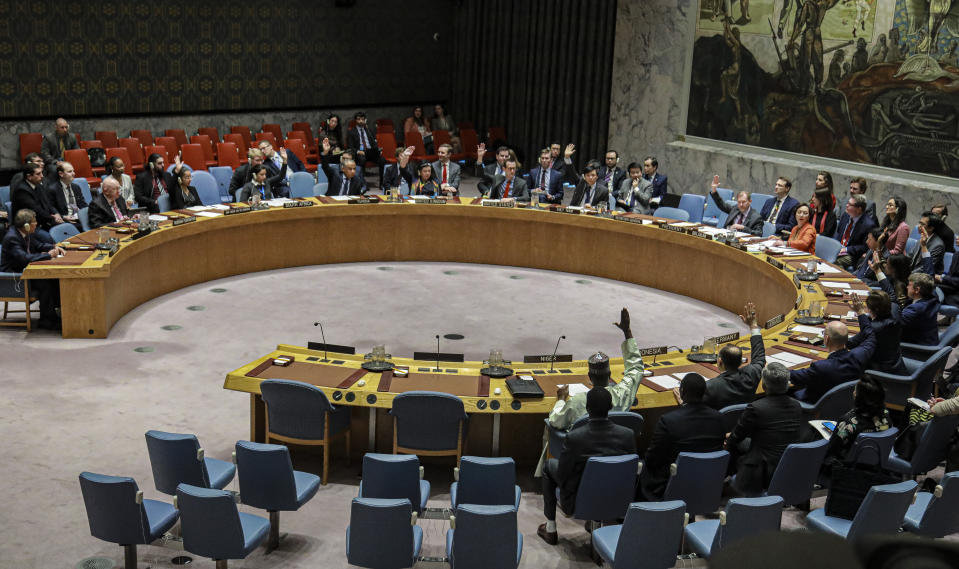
540,169 -> 547,190
59,137 -> 65,157
503,180 -> 511,198
442,164 -> 448,184
605,170 -> 613,185
584,186 -> 592,206
735,211 -> 745,225
152,175 -> 163,199
768,200 -> 781,222
258,185 -> 265,198
341,176 -> 348,195
111,202 -> 122,221
65,184 -> 76,210
841,219 -> 854,245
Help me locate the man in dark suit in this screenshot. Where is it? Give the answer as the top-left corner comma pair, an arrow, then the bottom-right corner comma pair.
9,153 -> 53,191
39,118 -> 79,175
640,373 -> 726,500
488,159 -> 529,202
759,177 -> 800,235
320,138 -> 364,196
935,233 -> 959,306
704,302 -> 767,409
88,177 -> 130,229
538,387 -> 636,545
134,153 -> 179,213
475,144 -> 510,195
709,176 -> 764,236
382,147 -> 414,194
257,140 -> 302,198
598,150 -> 626,194
789,321 -> 876,403
642,156 -> 668,199
834,177 -> 878,227
910,212 -> 945,275
12,163 -> 60,244
346,111 -> 385,179
432,144 -> 461,196
567,163 -> 609,208
1,209 -> 65,329
852,227 -> 883,283
930,204 -> 954,254
525,148 -> 566,204
725,363 -> 803,496
901,272 -> 940,345
45,162 -> 87,230
834,194 -> 877,269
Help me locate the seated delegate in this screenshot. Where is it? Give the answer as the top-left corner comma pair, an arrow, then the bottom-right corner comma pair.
88,178 -> 130,229
0,209 -> 65,330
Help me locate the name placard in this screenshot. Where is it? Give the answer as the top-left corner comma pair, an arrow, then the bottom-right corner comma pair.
409,198 -> 446,205
172,216 -> 197,226
764,314 -> 786,329
550,205 -> 582,214
661,223 -> 688,234
725,241 -> 747,251
693,230 -> 714,239
708,331 -> 741,345
348,197 -> 376,204
284,200 -> 314,208
638,346 -> 668,357
766,256 -> 784,270
224,206 -> 252,215
615,214 -> 644,224
107,244 -> 120,257
522,354 -> 574,363
793,273 -> 802,289
482,200 -> 514,208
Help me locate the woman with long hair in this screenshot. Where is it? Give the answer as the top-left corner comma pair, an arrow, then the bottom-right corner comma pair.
770,203 -> 817,253
871,252 -> 911,308
825,377 -> 891,461
323,113 -> 343,152
810,188 -> 837,238
879,196 -> 909,255
170,166 -> 202,209
403,106 -> 433,152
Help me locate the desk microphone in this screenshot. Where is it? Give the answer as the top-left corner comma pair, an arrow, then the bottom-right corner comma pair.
549,335 -> 566,372
434,334 -> 441,372
312,321 -> 329,362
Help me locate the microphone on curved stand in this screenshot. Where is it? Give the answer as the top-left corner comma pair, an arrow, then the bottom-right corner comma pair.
549,335 -> 566,373
434,334 -> 441,372
313,321 -> 329,362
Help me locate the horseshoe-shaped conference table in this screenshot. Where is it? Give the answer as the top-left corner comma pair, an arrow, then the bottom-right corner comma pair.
25,197 -> 868,459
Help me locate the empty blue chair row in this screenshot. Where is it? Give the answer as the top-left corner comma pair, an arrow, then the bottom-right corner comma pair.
685,496 -> 783,559
347,497 -> 423,569
866,347 -> 951,408
447,504 -> 522,569
145,430 -> 236,495
593,501 -> 686,569
904,471 -> 959,537
190,170 -> 221,206
815,234 -> 842,263
49,222 -> 80,242
807,480 -> 918,539
677,193 -> 705,223
652,206 -> 690,221
176,483 -> 270,567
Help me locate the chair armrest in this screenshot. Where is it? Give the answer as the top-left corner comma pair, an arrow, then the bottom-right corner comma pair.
135,490 -> 143,504
0,272 -> 23,278
196,448 -> 204,461
901,343 -> 940,360
865,369 -> 912,383
453,466 -> 459,482
669,463 -> 677,476
448,514 -> 454,529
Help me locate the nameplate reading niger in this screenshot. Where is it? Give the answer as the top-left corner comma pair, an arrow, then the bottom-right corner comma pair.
639,346 -> 668,357
764,314 -> 785,329
348,197 -> 376,204
224,206 -> 252,215
709,332 -> 740,345
172,216 -> 197,226
766,256 -> 784,270
284,201 -> 314,208
522,354 -> 574,363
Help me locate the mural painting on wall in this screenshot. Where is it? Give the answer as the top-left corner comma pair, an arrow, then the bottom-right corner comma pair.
687,0 -> 959,177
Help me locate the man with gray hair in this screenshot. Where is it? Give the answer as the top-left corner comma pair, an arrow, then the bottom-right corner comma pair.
790,320 -> 876,403
725,362 -> 803,495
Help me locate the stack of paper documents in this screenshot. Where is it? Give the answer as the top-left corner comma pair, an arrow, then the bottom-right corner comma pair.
765,351 -> 813,369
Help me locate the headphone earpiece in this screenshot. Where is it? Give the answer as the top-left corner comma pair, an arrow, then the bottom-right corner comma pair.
22,222 -> 30,232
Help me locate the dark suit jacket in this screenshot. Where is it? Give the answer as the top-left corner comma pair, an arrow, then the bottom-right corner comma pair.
641,403 -> 726,499
759,195 -> 799,234
347,126 -> 379,155
88,194 -> 130,229
524,166 -> 565,204
598,166 -> 626,194
725,394 -> 803,495
556,418 -> 636,515
0,227 -> 54,273
644,172 -> 668,199
910,234 -> 945,275
382,163 -> 413,191
710,191 -> 764,236
321,154 -> 364,196
789,332 -> 876,403
811,210 -> 837,239
489,175 -> 529,201
834,213 -> 877,265
236,163 -> 288,202
938,223 -> 955,254
939,251 -> 959,304
45,180 -> 88,216
12,180 -> 58,228
569,182 -> 609,208
134,170 -> 175,213
170,185 -> 203,209
40,132 -> 78,165
704,333 -> 767,409
848,312 -> 905,374
900,296 -> 940,345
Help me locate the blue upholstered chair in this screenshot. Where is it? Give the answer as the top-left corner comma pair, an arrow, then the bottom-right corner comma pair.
208,165 -> 233,202
886,415 -> 959,476
806,480 -> 918,538
289,171 -> 315,198
901,319 -> 959,359
390,391 -> 467,463
652,206 -> 690,221
157,194 -> 171,213
866,347 -> 951,409
800,380 -> 856,419
190,170 -> 221,206
592,501 -> 686,569
234,440 -> 321,552
144,430 -> 236,495
685,496 -> 783,558
0,245 -> 39,331
815,235 -> 843,263
451,456 -> 520,510
312,182 -> 329,196
719,403 -> 748,432
702,188 -> 733,227
49,222 -> 79,242
79,472 -> 179,569
845,427 -> 899,469
762,221 -> 776,238
446,504 -> 522,569
762,439 -> 829,506
906,237 -> 918,256
903,472 -> 959,537
564,454 -> 640,528
359,453 -> 430,514
935,287 -> 959,319
78,207 -> 91,231
74,177 -> 93,203
346,497 -> 422,569
663,451 -> 729,517
259,378 -> 352,484
546,411 -> 644,459
750,193 -> 773,214
678,194 -> 705,223
175,483 -> 270,568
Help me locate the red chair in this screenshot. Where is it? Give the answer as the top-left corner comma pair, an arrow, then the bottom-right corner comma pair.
95,131 -> 120,150
459,129 -> 479,161
164,129 -> 189,148
130,129 -> 154,148
254,132 -> 278,150
222,133 -> 246,157
106,147 -> 133,175
283,139 -> 317,173
457,121 -> 474,131
261,124 -> 283,144
190,135 -> 218,167
376,124 -> 394,135
144,145 -> 171,165
487,126 -> 506,144
292,121 -> 313,139
286,131 -> 318,162
197,127 -> 220,143
404,130 -> 437,162
79,140 -> 103,149
119,137 -> 146,174
155,137 -> 179,161
375,118 -> 394,129
376,133 -> 398,164
230,126 -> 253,151
19,133 -> 43,163
64,149 -> 101,188
216,142 -> 241,169
432,130 -> 465,162
180,144 -> 207,171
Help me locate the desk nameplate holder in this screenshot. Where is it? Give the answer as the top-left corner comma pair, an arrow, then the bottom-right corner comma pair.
172,216 -> 197,226
482,199 -> 514,208
224,206 -> 252,215
284,201 -> 314,208
687,331 -> 740,363
349,196 -> 378,204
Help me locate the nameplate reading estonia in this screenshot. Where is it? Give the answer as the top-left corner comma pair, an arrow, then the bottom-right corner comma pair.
224,206 -> 252,215
764,314 -> 785,329
283,201 -> 314,208
708,332 -> 741,345
172,216 -> 197,226
638,346 -> 668,356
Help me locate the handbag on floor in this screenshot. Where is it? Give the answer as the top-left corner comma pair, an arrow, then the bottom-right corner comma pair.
824,440 -> 900,520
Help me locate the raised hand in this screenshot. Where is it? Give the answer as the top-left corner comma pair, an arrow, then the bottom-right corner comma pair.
613,307 -> 632,339
850,295 -> 865,315
279,148 -> 287,161
710,174 -> 720,193
321,137 -> 331,154
564,143 -> 576,158
476,143 -> 486,160
739,301 -> 758,327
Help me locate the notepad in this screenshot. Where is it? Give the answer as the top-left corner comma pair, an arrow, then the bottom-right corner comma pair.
821,281 -> 851,289
208,204 -> 231,210
791,325 -> 824,335
187,205 -> 212,211
148,215 -> 168,221
195,211 -> 221,217
560,383 -> 590,396
645,374 -> 681,390
817,263 -> 841,274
